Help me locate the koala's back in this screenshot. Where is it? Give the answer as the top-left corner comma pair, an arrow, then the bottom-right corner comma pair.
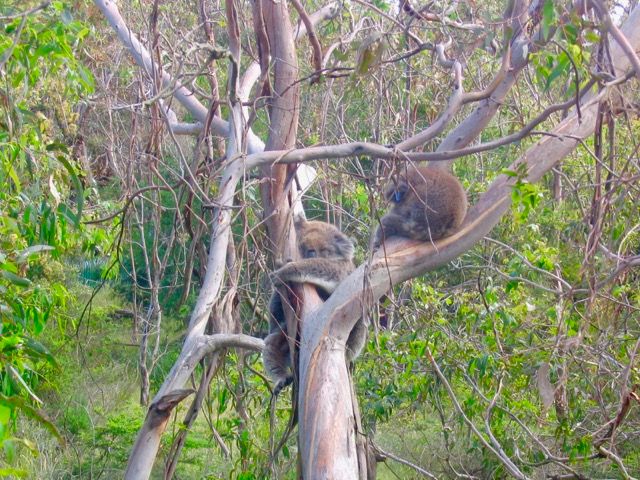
264,219 -> 364,393
402,167 -> 467,241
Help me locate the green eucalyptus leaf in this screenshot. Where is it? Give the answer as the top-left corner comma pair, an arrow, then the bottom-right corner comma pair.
16,245 -> 54,263
0,395 -> 64,446
56,156 -> 83,224
0,271 -> 31,288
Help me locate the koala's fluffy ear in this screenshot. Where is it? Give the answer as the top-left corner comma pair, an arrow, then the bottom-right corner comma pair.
334,232 -> 355,260
293,215 -> 307,230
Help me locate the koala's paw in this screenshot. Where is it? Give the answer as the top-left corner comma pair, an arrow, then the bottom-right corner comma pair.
273,375 -> 294,396
274,257 -> 293,269
372,230 -> 383,250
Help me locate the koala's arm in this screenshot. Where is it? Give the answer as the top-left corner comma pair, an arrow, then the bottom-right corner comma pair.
375,211 -> 416,246
270,259 -> 352,294
268,292 -> 286,333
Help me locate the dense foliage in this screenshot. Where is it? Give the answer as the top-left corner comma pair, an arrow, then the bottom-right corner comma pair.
0,1 -> 102,476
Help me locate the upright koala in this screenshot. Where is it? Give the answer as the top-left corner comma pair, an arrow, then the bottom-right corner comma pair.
375,166 -> 467,246
263,219 -> 368,394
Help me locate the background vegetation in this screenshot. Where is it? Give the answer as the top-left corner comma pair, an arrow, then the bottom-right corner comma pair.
1,0 -> 639,478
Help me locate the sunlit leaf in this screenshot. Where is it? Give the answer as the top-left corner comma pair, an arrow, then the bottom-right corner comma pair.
16,245 -> 54,263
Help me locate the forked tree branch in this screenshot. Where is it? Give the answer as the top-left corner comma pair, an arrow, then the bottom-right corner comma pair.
124,333 -> 263,479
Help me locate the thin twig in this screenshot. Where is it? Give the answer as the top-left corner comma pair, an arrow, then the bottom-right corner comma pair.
425,349 -> 528,479
0,1 -> 50,20
371,443 -> 438,479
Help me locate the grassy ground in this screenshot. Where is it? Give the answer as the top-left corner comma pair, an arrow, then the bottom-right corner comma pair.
14,281 -> 473,479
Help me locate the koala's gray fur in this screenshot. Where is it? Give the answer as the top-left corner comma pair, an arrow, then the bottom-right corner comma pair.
263,219 -> 367,394
375,166 -> 467,246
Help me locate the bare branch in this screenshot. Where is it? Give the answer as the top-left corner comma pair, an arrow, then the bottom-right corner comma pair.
293,1 -> 339,40
427,350 -> 526,479
432,0 -> 533,167
242,89 -> 596,167
93,0 -> 265,153
592,0 -> 640,81
124,333 -> 263,479
290,0 -> 322,80
396,41 -> 465,151
399,0 -> 485,31
372,443 -> 438,479
597,446 -> 638,480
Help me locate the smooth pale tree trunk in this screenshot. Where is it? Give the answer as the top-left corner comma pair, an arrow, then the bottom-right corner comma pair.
298,285 -> 360,478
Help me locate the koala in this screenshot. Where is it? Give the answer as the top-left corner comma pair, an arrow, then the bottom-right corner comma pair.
374,166 -> 467,246
263,219 -> 368,394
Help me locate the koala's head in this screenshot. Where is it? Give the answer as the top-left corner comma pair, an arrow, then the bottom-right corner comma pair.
295,219 -> 354,261
384,177 -> 409,204
384,167 -> 430,205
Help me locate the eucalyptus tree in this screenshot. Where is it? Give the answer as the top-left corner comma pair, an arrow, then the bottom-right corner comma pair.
94,0 -> 640,478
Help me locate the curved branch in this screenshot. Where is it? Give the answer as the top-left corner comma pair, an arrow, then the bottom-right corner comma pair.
396,41 -> 464,152
83,186 -> 165,225
431,0 -> 531,167
93,0 -> 265,153
293,1 -> 339,40
242,88 -> 597,167
124,333 -> 263,480
290,0 -> 322,78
